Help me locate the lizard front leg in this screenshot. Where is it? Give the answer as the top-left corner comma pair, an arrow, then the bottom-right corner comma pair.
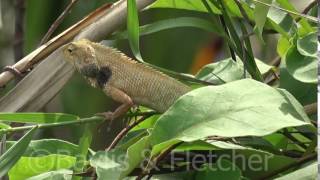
97,85 -> 134,121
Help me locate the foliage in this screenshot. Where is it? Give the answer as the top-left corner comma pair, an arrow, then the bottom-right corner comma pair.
0,0 -> 317,179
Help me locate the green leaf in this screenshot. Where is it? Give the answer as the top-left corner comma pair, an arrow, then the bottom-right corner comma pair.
6,139 -> 94,157
150,79 -> 309,146
277,36 -> 291,57
90,150 -> 126,180
266,2 -> 295,37
72,124 -> 95,180
127,0 -> 143,61
148,0 -> 220,13
195,58 -> 243,84
275,161 -> 317,180
90,135 -> 150,179
26,169 -> 72,180
275,0 -> 314,35
0,123 -> 10,130
218,1 -> 263,82
0,113 -> 79,124
119,135 -> 150,178
285,44 -> 317,83
279,65 -> 316,105
9,155 -> 76,180
195,160 -> 242,180
130,115 -> 160,131
297,32 -> 318,57
195,58 -> 273,84
176,140 -> 248,151
110,17 -> 224,39
116,129 -> 148,150
253,0 -> 272,42
0,127 -> 37,178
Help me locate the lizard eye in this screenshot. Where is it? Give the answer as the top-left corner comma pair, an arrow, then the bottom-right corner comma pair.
66,44 -> 76,54
67,47 -> 73,53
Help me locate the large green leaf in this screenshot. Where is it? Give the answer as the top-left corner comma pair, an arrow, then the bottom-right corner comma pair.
275,161 -> 317,180
26,169 -> 72,180
8,155 -> 76,180
150,79 -> 309,146
285,44 -> 317,84
110,17 -> 224,39
0,127 -> 37,178
0,113 -> 79,124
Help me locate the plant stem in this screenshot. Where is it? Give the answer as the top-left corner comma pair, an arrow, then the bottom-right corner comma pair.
0,116 -> 104,135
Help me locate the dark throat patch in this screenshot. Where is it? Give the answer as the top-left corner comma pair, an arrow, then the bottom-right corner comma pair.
97,67 -> 112,88
80,64 -> 112,88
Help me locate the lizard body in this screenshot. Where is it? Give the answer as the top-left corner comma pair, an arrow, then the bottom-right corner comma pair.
63,39 -> 191,118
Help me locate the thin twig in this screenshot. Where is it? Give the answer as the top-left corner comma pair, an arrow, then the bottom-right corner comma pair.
303,0 -> 317,14
106,113 -> 155,151
40,0 -> 79,45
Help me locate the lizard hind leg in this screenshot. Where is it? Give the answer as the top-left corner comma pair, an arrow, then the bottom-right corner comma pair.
96,86 -> 134,128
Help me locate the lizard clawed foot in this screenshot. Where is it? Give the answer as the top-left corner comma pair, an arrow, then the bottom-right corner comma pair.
95,111 -> 115,132
96,111 -> 114,120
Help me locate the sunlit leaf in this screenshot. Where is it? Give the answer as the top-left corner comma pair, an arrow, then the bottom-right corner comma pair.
8,155 -> 76,180
127,0 -> 143,61
285,44 -> 317,83
297,32 -> 317,57
253,0 -> 272,42
26,169 -> 72,180
0,127 -> 37,178
150,79 -> 309,146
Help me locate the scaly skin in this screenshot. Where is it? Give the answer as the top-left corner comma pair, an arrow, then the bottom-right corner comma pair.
63,39 -> 191,119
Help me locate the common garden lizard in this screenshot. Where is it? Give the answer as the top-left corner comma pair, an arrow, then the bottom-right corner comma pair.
63,39 -> 191,120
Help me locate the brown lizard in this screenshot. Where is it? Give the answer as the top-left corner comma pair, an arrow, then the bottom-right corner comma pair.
62,39 -> 191,120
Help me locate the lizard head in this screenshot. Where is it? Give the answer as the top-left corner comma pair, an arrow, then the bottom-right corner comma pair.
63,39 -> 97,70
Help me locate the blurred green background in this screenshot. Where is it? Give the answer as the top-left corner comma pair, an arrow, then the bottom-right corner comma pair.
0,0 -> 312,150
